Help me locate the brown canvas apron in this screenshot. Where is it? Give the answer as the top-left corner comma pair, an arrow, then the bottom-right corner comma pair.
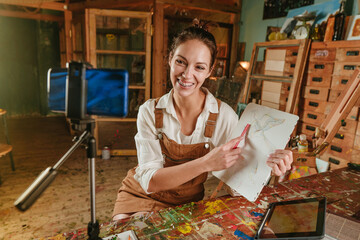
113,98 -> 221,216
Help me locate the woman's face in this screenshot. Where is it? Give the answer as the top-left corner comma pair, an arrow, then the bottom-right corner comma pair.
169,39 -> 212,98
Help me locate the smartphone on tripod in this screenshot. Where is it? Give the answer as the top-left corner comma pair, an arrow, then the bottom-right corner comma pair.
47,67 -> 129,117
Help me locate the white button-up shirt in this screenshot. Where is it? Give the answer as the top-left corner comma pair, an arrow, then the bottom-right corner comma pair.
134,88 -> 239,193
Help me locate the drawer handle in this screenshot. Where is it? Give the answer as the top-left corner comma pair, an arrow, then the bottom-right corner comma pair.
312,77 -> 323,82
344,65 -> 355,70
309,101 -> 319,107
335,133 -> 344,139
346,50 -> 359,56
306,125 -> 315,131
314,64 -> 324,69
341,79 -> 348,85
290,63 -> 295,68
309,89 -> 319,94
330,145 -> 342,152
315,50 -> 328,57
341,120 -> 346,126
292,52 -> 298,56
307,113 -> 317,119
329,157 -> 340,165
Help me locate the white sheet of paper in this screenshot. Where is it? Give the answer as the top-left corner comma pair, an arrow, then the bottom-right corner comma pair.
212,103 -> 299,202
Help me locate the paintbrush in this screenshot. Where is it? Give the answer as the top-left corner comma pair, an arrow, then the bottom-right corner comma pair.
233,123 -> 251,149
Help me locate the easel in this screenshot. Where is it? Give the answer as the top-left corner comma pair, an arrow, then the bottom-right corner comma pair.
310,67 -> 360,157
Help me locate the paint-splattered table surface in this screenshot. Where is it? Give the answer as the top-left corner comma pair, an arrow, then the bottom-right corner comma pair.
46,167 -> 360,240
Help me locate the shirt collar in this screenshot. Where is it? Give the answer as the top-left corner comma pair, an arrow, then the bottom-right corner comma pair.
156,88 -> 219,115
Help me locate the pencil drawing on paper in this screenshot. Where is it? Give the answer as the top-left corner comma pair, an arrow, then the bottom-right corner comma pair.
212,103 -> 299,202
250,112 -> 286,156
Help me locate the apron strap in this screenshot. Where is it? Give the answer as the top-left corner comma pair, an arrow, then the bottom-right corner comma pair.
155,97 -> 221,138
204,98 -> 221,138
154,98 -> 163,129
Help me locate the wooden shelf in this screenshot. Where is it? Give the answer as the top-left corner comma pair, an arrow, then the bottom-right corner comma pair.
129,85 -> 146,90
96,49 -> 146,55
92,116 -> 137,122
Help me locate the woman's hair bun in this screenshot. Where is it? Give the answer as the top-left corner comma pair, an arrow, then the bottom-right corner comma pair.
192,18 -> 218,32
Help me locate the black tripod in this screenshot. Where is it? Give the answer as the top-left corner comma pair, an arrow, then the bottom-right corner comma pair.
14,118 -> 102,240
14,62 -> 103,239
72,119 -> 102,240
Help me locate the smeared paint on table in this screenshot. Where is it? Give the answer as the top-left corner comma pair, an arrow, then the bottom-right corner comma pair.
43,168 -> 360,240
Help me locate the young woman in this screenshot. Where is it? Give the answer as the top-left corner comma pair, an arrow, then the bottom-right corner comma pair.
113,24 -> 293,220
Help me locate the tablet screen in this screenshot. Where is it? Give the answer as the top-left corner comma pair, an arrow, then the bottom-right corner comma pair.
256,197 -> 326,239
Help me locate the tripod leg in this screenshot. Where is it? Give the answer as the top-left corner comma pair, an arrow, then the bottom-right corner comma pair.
87,136 -> 102,240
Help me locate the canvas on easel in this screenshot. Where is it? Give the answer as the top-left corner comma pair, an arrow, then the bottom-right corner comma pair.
212,103 -> 299,202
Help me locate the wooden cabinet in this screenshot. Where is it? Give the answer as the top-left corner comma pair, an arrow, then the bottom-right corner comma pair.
84,9 -> 152,156
298,40 -> 360,169
241,39 -> 310,114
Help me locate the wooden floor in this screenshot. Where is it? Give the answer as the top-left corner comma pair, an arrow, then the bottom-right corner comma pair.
0,116 -> 222,239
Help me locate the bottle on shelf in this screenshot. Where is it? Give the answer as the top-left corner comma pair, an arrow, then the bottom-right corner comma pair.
332,0 -> 346,41
311,24 -> 321,41
297,134 -> 309,153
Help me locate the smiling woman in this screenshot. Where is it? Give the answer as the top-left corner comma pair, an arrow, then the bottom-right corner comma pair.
112,21 -> 293,221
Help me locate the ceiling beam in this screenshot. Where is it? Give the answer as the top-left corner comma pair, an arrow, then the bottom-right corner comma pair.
0,9 -> 63,22
0,2 -> 66,11
68,0 -> 152,11
157,0 -> 241,14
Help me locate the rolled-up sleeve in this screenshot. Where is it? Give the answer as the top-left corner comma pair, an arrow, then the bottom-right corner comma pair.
133,101 -> 164,194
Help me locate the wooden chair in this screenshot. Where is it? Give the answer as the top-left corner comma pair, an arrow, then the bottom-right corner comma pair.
0,109 -> 15,184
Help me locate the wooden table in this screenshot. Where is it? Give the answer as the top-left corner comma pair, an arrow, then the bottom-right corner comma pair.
45,167 -> 360,239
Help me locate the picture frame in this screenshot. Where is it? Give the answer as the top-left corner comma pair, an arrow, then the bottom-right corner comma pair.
213,60 -> 227,77
217,44 -> 228,58
346,15 -> 360,40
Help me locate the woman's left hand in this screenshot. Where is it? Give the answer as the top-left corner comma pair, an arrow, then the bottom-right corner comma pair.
266,149 -> 293,176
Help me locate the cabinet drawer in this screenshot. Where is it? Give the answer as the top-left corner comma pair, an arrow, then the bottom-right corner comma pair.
279,94 -> 288,106
325,142 -> 352,159
330,75 -> 351,90
347,107 -> 359,121
305,73 -> 332,87
309,48 -> 336,61
323,148 -> 360,164
331,131 -> 355,145
354,135 -> 360,150
281,82 -> 291,94
300,110 -> 326,126
333,62 -> 357,77
298,121 -> 319,136
301,99 -> 333,115
307,62 -> 334,74
339,119 -> 357,134
303,86 -> 329,101
336,47 -> 360,62
284,62 -> 296,74
320,153 -> 349,170
328,89 -> 342,102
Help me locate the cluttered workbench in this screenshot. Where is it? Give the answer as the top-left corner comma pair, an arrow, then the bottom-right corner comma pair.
44,167 -> 360,240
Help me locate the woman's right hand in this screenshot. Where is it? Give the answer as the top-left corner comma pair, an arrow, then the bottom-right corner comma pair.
201,136 -> 243,172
